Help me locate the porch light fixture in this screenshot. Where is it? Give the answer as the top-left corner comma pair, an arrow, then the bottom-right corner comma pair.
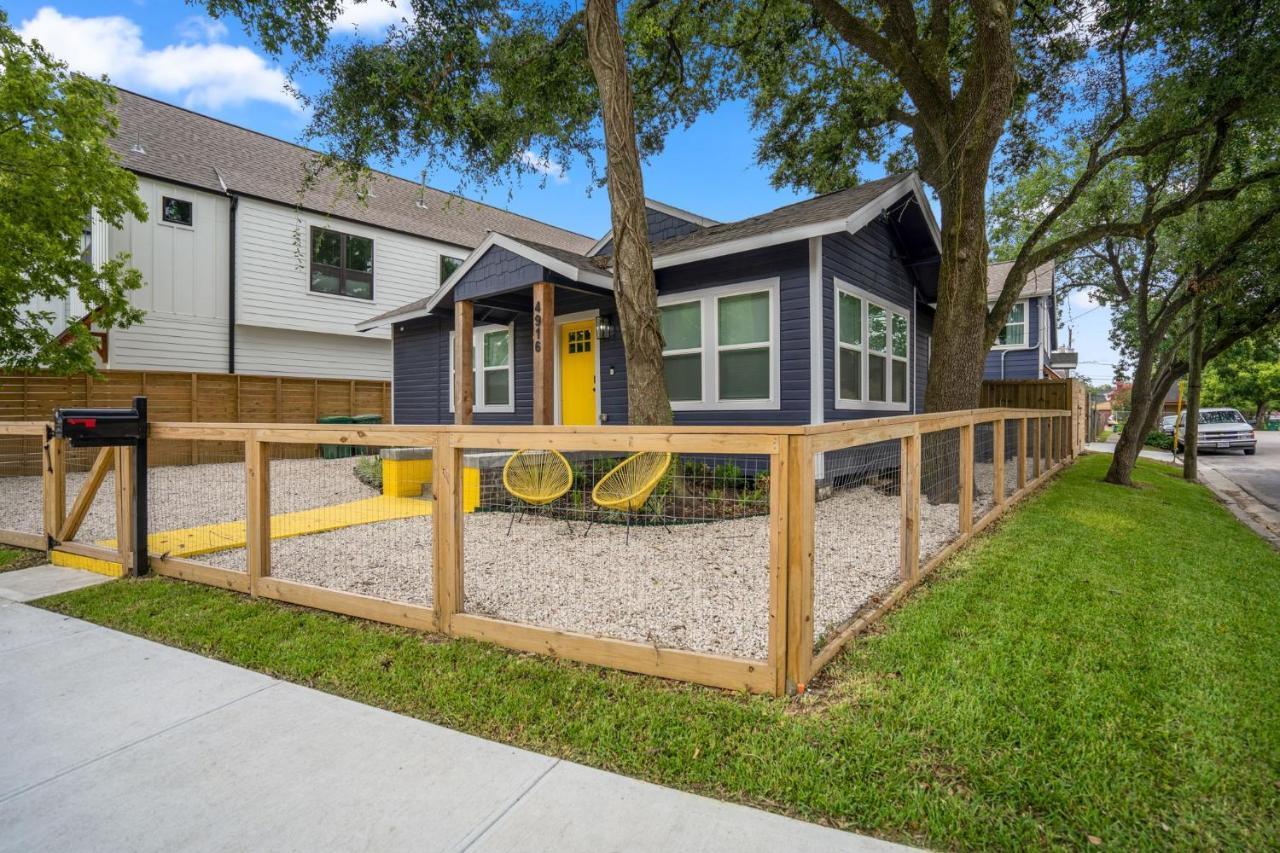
596,314 -> 617,341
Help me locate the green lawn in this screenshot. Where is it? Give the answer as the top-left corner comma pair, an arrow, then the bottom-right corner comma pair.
0,546 -> 48,573
36,455 -> 1280,850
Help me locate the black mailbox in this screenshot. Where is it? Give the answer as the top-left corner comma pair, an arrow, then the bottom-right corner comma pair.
52,396 -> 149,578
55,406 -> 147,447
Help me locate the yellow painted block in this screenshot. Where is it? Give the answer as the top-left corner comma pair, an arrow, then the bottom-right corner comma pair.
101,495 -> 434,558
463,467 -> 480,513
52,549 -> 125,578
382,458 -> 433,498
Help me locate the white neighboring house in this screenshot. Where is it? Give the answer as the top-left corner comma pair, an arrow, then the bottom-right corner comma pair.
46,88 -> 592,380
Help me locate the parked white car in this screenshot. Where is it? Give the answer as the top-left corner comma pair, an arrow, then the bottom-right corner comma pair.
1161,414 -> 1178,435
1176,408 -> 1257,455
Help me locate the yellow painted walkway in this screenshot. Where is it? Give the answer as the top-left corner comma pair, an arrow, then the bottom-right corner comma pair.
100,495 -> 433,558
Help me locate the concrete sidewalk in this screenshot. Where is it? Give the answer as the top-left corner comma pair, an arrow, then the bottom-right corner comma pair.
0,576 -> 909,853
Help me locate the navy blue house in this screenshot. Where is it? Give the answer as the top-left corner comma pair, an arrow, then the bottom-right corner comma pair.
358,173 -> 944,432
982,260 -> 1060,380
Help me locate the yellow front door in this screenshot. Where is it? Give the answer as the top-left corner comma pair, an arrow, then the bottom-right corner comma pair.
559,319 -> 597,425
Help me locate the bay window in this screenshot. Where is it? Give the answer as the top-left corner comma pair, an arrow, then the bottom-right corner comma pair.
834,279 -> 910,410
658,279 -> 779,409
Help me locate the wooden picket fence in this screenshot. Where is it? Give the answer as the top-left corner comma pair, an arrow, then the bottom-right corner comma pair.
2,406 -> 1074,696
981,378 -> 1088,453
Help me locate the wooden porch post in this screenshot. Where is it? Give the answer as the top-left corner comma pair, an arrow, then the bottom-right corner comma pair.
454,299 -> 474,425
532,282 -> 555,425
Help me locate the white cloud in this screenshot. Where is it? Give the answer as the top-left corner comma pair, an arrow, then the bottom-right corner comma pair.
519,150 -> 568,184
334,1 -> 408,32
1069,288 -> 1099,310
18,7 -> 297,113
177,15 -> 229,44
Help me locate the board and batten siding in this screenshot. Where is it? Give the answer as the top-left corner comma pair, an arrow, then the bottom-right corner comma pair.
821,223 -> 923,422
105,176 -> 230,372
235,197 -> 461,342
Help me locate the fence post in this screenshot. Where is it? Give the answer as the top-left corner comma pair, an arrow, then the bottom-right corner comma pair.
1017,418 -> 1027,490
42,432 -> 66,555
784,434 -> 813,694
433,435 -> 463,634
769,435 -> 791,697
245,434 -> 270,595
993,417 -> 1005,506
1032,417 -> 1042,480
901,429 -> 921,582
958,419 -> 974,535
114,446 -> 135,573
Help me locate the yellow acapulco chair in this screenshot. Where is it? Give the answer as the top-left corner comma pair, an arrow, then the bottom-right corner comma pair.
587,451 -> 673,544
501,449 -> 574,534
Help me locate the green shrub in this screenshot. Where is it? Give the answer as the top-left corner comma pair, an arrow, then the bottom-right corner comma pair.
1145,430 -> 1174,450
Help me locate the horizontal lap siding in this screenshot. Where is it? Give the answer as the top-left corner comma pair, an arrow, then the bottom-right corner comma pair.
644,242 -> 810,427
391,315 -> 531,425
915,306 -> 933,411
983,296 -> 1042,380
822,224 -> 923,422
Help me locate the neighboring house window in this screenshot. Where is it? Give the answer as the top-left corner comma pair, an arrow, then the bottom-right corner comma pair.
161,197 -> 193,226
834,279 -> 910,410
310,226 -> 374,299
448,324 -> 515,413
440,254 -> 464,283
659,300 -> 702,402
995,302 -> 1026,347
657,278 -> 779,410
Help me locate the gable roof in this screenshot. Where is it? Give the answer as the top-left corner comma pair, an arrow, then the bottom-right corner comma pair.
108,88 -> 593,254
584,198 -> 720,257
359,171 -> 943,330
648,173 -> 935,267
355,233 -> 612,331
987,260 -> 1055,302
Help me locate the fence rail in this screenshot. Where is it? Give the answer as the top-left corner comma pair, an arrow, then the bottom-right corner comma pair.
4,407 -> 1074,695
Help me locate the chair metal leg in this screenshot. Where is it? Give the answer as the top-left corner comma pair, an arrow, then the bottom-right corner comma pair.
625,511 -> 631,546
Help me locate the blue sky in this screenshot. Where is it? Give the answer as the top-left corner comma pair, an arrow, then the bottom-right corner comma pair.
11,1 -> 1120,385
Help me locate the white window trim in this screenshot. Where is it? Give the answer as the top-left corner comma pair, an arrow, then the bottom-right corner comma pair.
657,277 -> 780,411
448,322 -> 516,414
833,278 -> 911,412
992,299 -> 1029,350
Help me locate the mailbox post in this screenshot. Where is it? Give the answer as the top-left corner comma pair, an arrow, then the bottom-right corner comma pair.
54,396 -> 148,577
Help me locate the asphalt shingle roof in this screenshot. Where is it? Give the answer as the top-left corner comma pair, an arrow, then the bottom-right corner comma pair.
108,88 -> 594,254
987,260 -> 1055,302
646,173 -> 913,258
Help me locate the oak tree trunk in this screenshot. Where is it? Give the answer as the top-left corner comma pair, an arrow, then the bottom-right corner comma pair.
1105,358 -> 1174,486
1183,293 -> 1204,481
584,0 -> 672,426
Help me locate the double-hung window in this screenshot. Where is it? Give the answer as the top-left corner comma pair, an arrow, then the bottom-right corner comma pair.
995,302 -> 1026,347
449,323 -> 515,413
310,226 -> 374,299
835,279 -> 910,410
658,279 -> 779,409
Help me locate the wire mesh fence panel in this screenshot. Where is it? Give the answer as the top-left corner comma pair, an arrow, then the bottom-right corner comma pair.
214,442 -> 434,604
920,427 -> 962,561
1027,418 -> 1042,481
0,439 -> 53,539
1041,418 -> 1052,475
461,447 -> 773,661
973,422 -> 996,522
1004,419 -> 1021,496
146,443 -> 246,570
812,440 -> 902,653
62,445 -> 118,545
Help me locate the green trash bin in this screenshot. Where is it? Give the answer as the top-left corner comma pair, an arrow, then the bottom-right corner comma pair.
318,415 -> 354,458
351,414 -> 382,455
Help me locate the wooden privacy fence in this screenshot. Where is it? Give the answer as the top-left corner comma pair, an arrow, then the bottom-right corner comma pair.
981,379 -> 1088,454
0,370 -> 391,473
3,407 -> 1073,696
